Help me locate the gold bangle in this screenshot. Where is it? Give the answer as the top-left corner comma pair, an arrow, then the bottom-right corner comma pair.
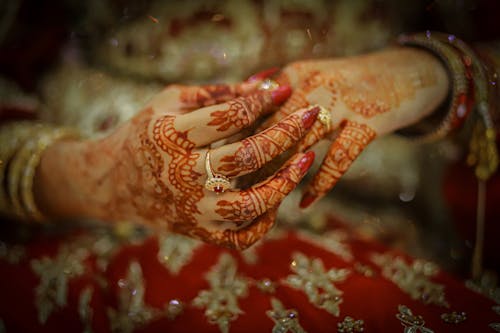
3,123 -> 79,221
397,32 -> 469,141
0,122 -> 35,212
20,128 -> 79,221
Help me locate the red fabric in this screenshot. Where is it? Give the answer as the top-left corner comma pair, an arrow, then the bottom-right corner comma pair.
0,223 -> 497,333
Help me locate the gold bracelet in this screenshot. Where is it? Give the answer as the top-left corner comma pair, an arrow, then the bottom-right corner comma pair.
2,123 -> 80,221
397,32 -> 469,141
0,122 -> 40,212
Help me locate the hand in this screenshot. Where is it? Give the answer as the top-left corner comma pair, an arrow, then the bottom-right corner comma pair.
36,75 -> 319,250
266,48 -> 449,207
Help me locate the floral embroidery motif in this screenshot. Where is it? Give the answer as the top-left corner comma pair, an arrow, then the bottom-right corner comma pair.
371,253 -> 448,307
108,261 -> 157,333
192,253 -> 248,333
337,316 -> 364,332
440,311 -> 467,324
396,305 -> 434,333
296,230 -> 353,262
79,287 -> 94,333
284,252 -> 349,316
31,245 -> 89,323
0,241 -> 25,264
157,233 -> 201,275
266,297 -> 306,333
491,305 -> 500,332
465,271 -> 500,304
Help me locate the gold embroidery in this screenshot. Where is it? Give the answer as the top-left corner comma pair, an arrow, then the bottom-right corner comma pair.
491,306 -> 500,332
79,287 -> 94,333
440,311 -> 467,324
31,245 -> 89,323
465,271 -> 500,304
371,253 -> 448,307
354,263 -> 376,278
192,253 -> 248,333
266,297 -> 306,333
157,233 -> 201,275
284,252 -> 349,316
0,241 -> 25,264
396,305 -> 434,333
296,230 -> 353,262
337,316 -> 364,332
108,261 -> 157,333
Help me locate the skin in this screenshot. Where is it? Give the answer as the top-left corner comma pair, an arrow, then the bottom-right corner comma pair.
266,47 -> 450,208
32,47 -> 449,248
34,76 -> 319,250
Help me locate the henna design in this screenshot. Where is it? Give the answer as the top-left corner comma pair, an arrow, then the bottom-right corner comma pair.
304,120 -> 375,204
216,152 -> 312,223
217,112 -> 307,177
179,84 -> 244,108
208,93 -> 271,131
152,116 -> 202,226
209,210 -> 278,250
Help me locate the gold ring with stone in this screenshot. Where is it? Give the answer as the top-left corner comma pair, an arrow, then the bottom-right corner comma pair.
204,151 -> 232,193
316,105 -> 332,132
258,78 -> 279,91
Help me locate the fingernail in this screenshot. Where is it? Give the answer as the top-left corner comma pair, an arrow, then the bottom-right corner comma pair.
247,67 -> 279,82
299,191 -> 317,209
302,106 -> 320,129
298,151 -> 315,174
271,85 -> 291,105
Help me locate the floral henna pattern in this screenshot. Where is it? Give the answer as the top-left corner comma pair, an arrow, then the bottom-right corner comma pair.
179,84 -> 245,108
208,93 -> 271,131
217,112 -> 307,177
152,115 -> 202,227
301,121 -> 376,207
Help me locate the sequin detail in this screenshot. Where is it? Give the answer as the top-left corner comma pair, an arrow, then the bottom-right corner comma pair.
31,245 -> 89,323
284,252 -> 349,316
372,253 -> 448,307
337,316 -> 364,332
266,298 -> 306,333
396,305 -> 434,333
157,233 -> 201,275
192,253 -> 248,333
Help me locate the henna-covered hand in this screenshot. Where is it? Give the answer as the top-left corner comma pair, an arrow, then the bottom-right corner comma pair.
36,72 -> 318,250
265,48 -> 450,207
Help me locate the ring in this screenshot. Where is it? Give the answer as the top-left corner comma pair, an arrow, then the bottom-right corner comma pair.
317,105 -> 332,132
258,78 -> 279,91
205,151 -> 232,193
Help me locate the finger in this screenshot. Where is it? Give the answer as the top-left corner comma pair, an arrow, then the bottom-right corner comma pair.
207,209 -> 278,250
258,91 -> 310,130
209,105 -> 320,178
299,120 -> 376,208
163,67 -> 280,110
175,86 -> 292,147
204,151 -> 315,223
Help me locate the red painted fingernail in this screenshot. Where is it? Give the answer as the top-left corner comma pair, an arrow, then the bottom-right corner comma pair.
271,85 -> 291,105
247,67 -> 280,82
299,191 -> 317,209
302,106 -> 320,129
298,151 -> 315,174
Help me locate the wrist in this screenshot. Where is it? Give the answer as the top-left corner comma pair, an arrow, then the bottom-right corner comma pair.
34,135 -> 120,221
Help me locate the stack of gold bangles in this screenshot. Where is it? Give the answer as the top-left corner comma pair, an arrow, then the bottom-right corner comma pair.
0,122 -> 79,222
